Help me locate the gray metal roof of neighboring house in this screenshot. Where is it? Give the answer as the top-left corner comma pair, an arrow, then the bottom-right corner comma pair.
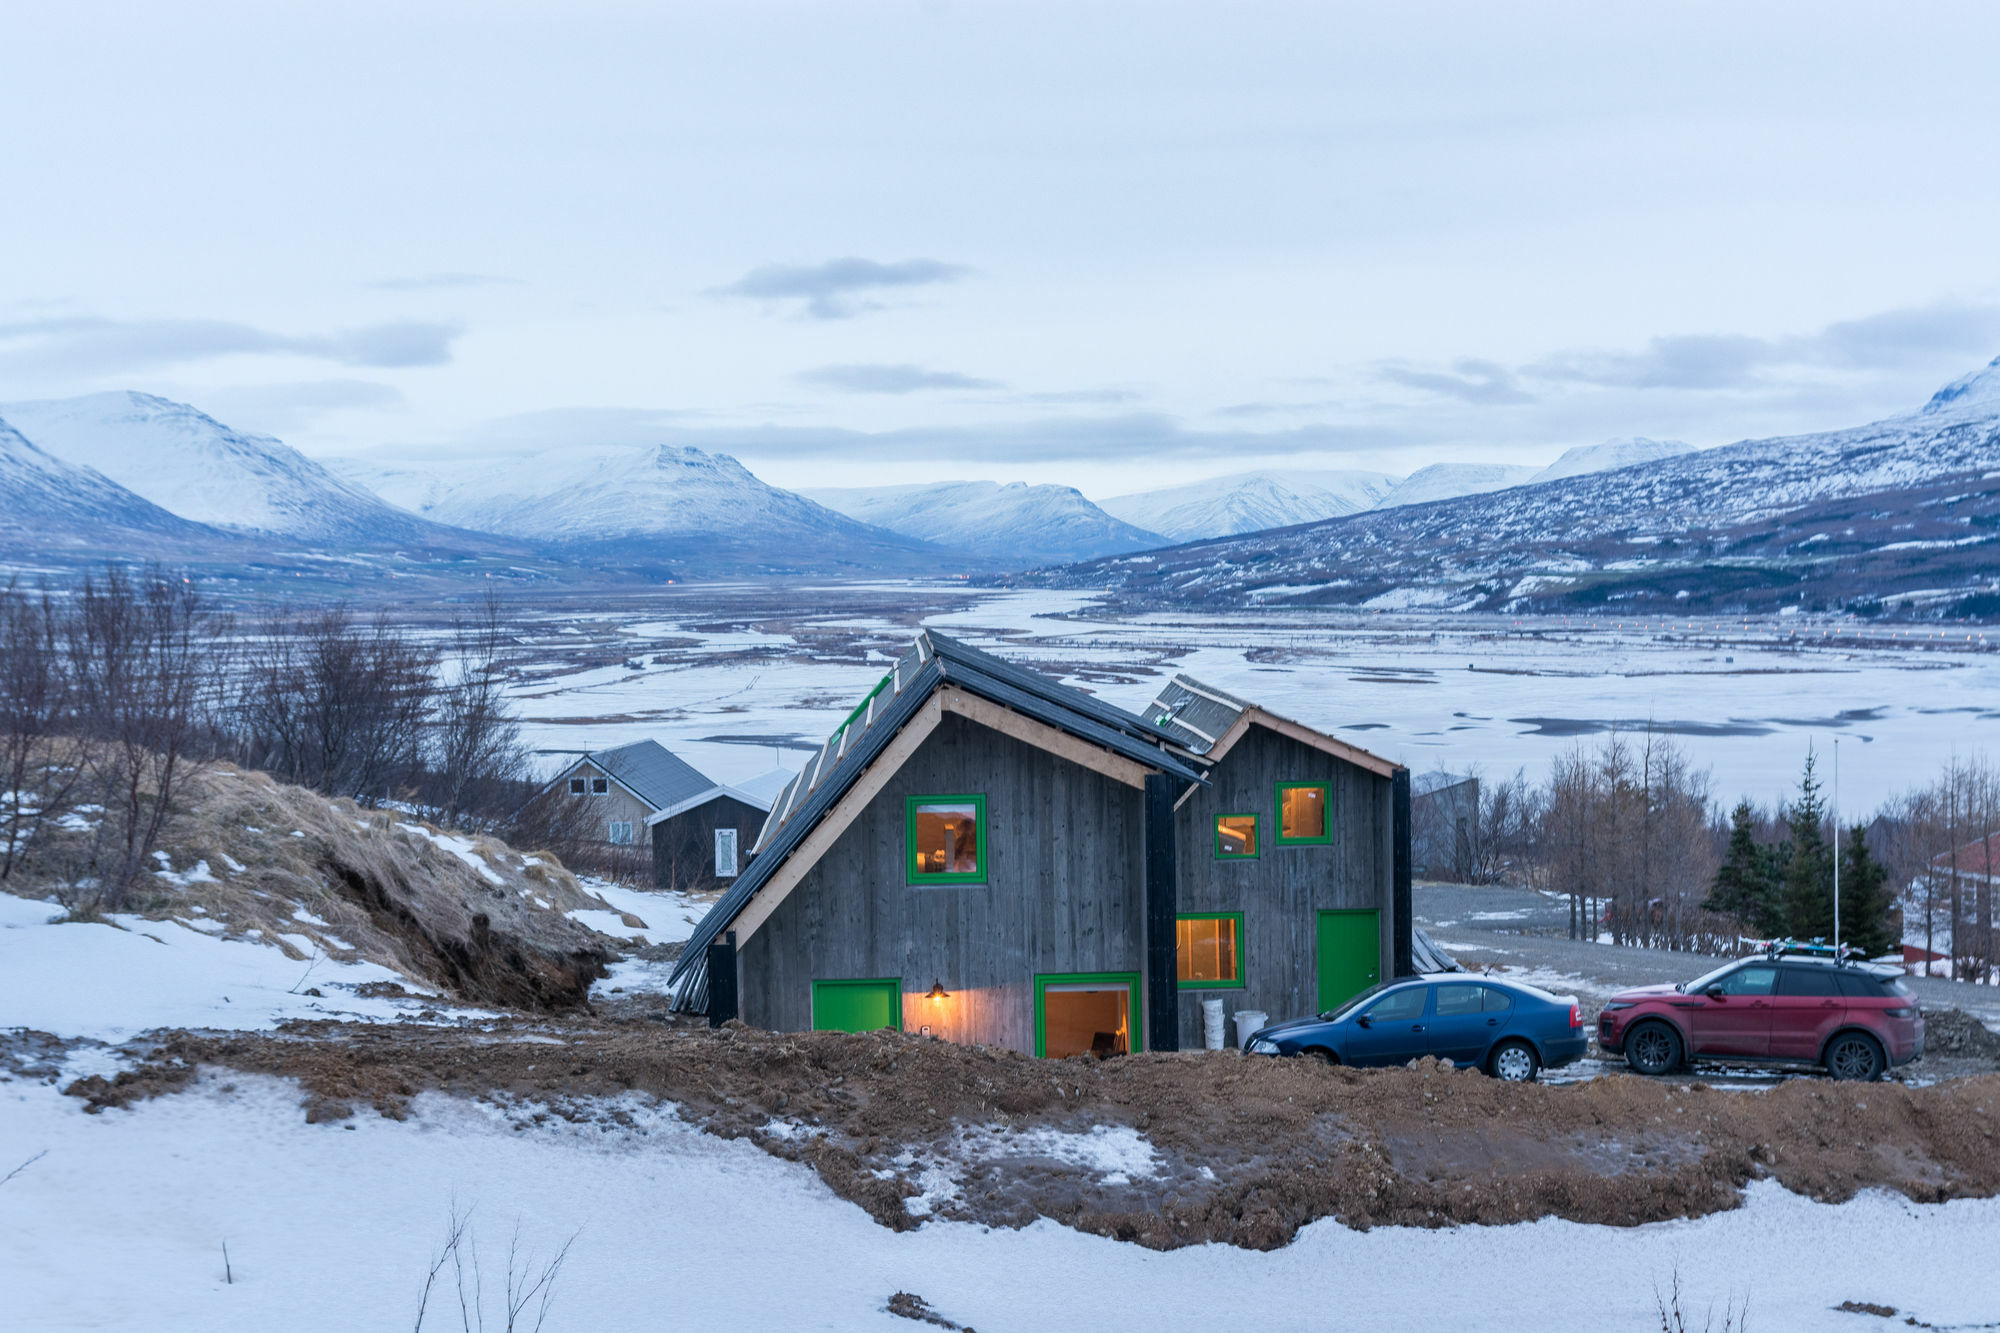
1144,673 -> 1250,754
668,629 -> 1205,1014
1412,771 -> 1476,798
583,739 -> 716,812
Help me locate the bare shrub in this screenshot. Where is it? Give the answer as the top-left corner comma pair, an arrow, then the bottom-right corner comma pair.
424,593 -> 529,830
1655,1267 -> 1748,1332
0,581 -> 83,881
412,1205 -> 578,1333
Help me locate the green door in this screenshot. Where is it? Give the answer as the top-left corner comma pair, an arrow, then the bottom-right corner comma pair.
812,979 -> 901,1033
1316,910 -> 1381,1012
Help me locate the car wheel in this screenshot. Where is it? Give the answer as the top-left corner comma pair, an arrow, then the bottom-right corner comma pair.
1307,1047 -> 1340,1066
1825,1031 -> 1885,1082
1625,1022 -> 1682,1076
1488,1040 -> 1539,1083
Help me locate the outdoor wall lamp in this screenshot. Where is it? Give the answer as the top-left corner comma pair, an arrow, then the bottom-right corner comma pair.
926,980 -> 949,1001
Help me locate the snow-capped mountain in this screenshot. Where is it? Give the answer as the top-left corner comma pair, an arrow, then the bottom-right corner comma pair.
1043,357 -> 2000,617
802,481 -> 1162,565
0,392 -> 443,544
1526,437 -> 1693,485
0,413 -> 207,541
335,445 -> 969,574
1374,463 -> 1538,510
1097,470 -> 1398,542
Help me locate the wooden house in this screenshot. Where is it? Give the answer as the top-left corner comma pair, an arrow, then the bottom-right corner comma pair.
537,740 -> 780,890
1146,674 -> 1408,1046
669,633 -> 1411,1056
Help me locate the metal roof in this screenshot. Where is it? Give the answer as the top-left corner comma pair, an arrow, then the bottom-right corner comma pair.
1412,771 -> 1476,798
669,630 -> 1204,1013
1144,673 -> 1249,755
583,739 -> 716,813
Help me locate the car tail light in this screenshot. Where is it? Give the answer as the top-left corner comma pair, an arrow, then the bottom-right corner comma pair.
1569,1004 -> 1582,1029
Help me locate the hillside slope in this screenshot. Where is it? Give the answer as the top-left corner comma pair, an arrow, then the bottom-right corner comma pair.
1098,469 -> 1397,542
1041,357 -> 2000,617
0,413 -> 219,549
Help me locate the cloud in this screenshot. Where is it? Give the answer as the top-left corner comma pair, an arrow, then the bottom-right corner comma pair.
1525,302 -> 2000,390
798,363 -> 1001,394
444,406 -> 707,457
1019,388 -> 1142,405
196,379 -> 406,433
712,257 -> 969,319
0,316 -> 463,377
362,273 -> 519,291
1377,358 -> 1537,405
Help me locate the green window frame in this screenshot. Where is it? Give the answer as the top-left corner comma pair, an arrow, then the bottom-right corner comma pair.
906,793 -> 988,884
1275,781 -> 1333,845
1176,912 -> 1246,989
1033,971 -> 1144,1058
1213,812 -> 1259,859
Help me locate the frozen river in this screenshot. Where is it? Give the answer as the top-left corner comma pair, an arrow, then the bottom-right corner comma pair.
501,582 -> 1999,815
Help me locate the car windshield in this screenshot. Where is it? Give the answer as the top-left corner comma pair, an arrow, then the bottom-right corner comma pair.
1321,981 -> 1398,1022
1679,961 -> 1742,994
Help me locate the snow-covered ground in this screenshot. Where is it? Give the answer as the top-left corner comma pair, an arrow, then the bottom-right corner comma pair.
3,1073 -> 1995,1332
0,894 -> 449,1040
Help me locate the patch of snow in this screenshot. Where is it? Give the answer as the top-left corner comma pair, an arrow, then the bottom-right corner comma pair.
397,823 -> 506,885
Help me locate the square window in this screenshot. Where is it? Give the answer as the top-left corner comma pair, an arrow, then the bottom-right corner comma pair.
1276,782 -> 1331,844
591,777 -> 609,794
1214,813 -> 1258,859
907,795 -> 985,882
607,820 -> 633,845
1176,913 -> 1244,988
568,777 -> 586,794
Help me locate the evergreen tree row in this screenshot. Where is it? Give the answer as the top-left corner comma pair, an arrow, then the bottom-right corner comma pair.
1702,751 -> 1899,957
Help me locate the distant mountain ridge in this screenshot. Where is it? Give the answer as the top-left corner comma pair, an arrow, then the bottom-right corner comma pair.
1034,357 -> 2000,618
0,413 -> 207,541
1097,470 -> 1397,542
1,392 -> 450,545
803,480 -> 1161,564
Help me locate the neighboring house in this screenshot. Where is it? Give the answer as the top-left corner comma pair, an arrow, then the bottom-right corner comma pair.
538,740 -> 784,891
668,632 -> 1411,1057
1409,771 -> 1479,879
1147,674 -> 1406,1044
1913,831 -> 2000,972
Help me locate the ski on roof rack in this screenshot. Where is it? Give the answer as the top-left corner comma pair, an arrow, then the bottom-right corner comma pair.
1754,937 -> 1864,964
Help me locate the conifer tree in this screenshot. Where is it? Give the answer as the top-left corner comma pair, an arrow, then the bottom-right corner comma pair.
1705,800 -> 1782,933
1836,824 -> 1899,959
1781,751 -> 1835,940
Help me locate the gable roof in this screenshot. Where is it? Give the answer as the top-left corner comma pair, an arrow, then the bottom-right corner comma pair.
570,739 -> 716,813
1146,672 -> 1400,780
1413,771 -> 1476,798
668,630 -> 1205,1014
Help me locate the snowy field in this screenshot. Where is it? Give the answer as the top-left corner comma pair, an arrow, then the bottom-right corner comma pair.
5,1073 -> 1997,1333
504,584 -> 2000,812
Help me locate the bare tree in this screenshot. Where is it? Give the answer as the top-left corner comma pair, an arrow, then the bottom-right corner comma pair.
426,593 -> 528,829
0,580 -> 84,881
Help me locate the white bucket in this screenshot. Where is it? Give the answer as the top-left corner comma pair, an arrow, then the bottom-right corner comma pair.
1232,1009 -> 1268,1051
1201,998 -> 1226,1050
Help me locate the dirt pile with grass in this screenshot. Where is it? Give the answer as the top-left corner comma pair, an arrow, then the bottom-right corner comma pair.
11,764 -> 621,1010
51,1019 -> 2000,1250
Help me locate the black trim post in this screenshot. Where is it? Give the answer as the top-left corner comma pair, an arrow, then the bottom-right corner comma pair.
1392,768 -> 1414,978
1144,774 -> 1180,1052
707,929 -> 739,1027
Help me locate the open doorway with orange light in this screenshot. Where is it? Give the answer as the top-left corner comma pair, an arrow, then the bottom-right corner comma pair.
1033,972 -> 1141,1058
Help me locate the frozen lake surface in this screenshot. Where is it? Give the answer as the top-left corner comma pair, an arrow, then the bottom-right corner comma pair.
502,583 -> 1999,812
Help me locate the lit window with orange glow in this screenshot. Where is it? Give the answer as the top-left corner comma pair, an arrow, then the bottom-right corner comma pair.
1276,782 -> 1330,844
1176,913 -> 1244,988
1214,813 -> 1258,859
906,794 -> 985,883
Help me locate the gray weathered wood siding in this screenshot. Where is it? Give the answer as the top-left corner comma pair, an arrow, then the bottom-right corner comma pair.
652,794 -> 767,893
1172,723 -> 1393,1046
736,710 -> 1149,1053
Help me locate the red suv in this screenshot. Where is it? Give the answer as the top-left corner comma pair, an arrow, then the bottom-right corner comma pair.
1597,955 -> 1924,1081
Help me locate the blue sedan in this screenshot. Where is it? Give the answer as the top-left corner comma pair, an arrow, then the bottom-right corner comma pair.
1243,974 -> 1587,1081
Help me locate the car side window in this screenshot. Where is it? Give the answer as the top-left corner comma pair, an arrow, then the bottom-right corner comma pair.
1434,985 -> 1484,1017
1716,965 -> 1778,996
1776,967 -> 1841,997
1482,987 -> 1513,1012
1836,973 -> 1890,998
1365,987 -> 1428,1022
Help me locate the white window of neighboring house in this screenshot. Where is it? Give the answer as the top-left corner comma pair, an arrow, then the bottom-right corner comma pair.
591,777 -> 609,794
607,821 -> 633,845
714,827 -> 740,878
569,777 -> 586,794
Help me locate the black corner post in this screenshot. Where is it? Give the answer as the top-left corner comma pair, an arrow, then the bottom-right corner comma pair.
1144,774 -> 1180,1052
706,929 -> 739,1027
1392,767 -> 1414,979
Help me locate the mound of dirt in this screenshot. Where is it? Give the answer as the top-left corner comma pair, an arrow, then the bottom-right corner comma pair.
10,764 -> 620,1010
1922,1008 -> 2000,1062
52,1020 -> 2000,1251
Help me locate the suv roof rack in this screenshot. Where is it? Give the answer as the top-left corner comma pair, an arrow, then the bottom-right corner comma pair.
1755,937 -> 1866,965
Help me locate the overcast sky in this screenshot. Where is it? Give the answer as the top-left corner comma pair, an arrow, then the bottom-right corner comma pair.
3,1 -> 1998,498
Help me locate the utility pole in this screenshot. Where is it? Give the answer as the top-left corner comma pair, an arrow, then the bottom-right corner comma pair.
1833,735 -> 1841,954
